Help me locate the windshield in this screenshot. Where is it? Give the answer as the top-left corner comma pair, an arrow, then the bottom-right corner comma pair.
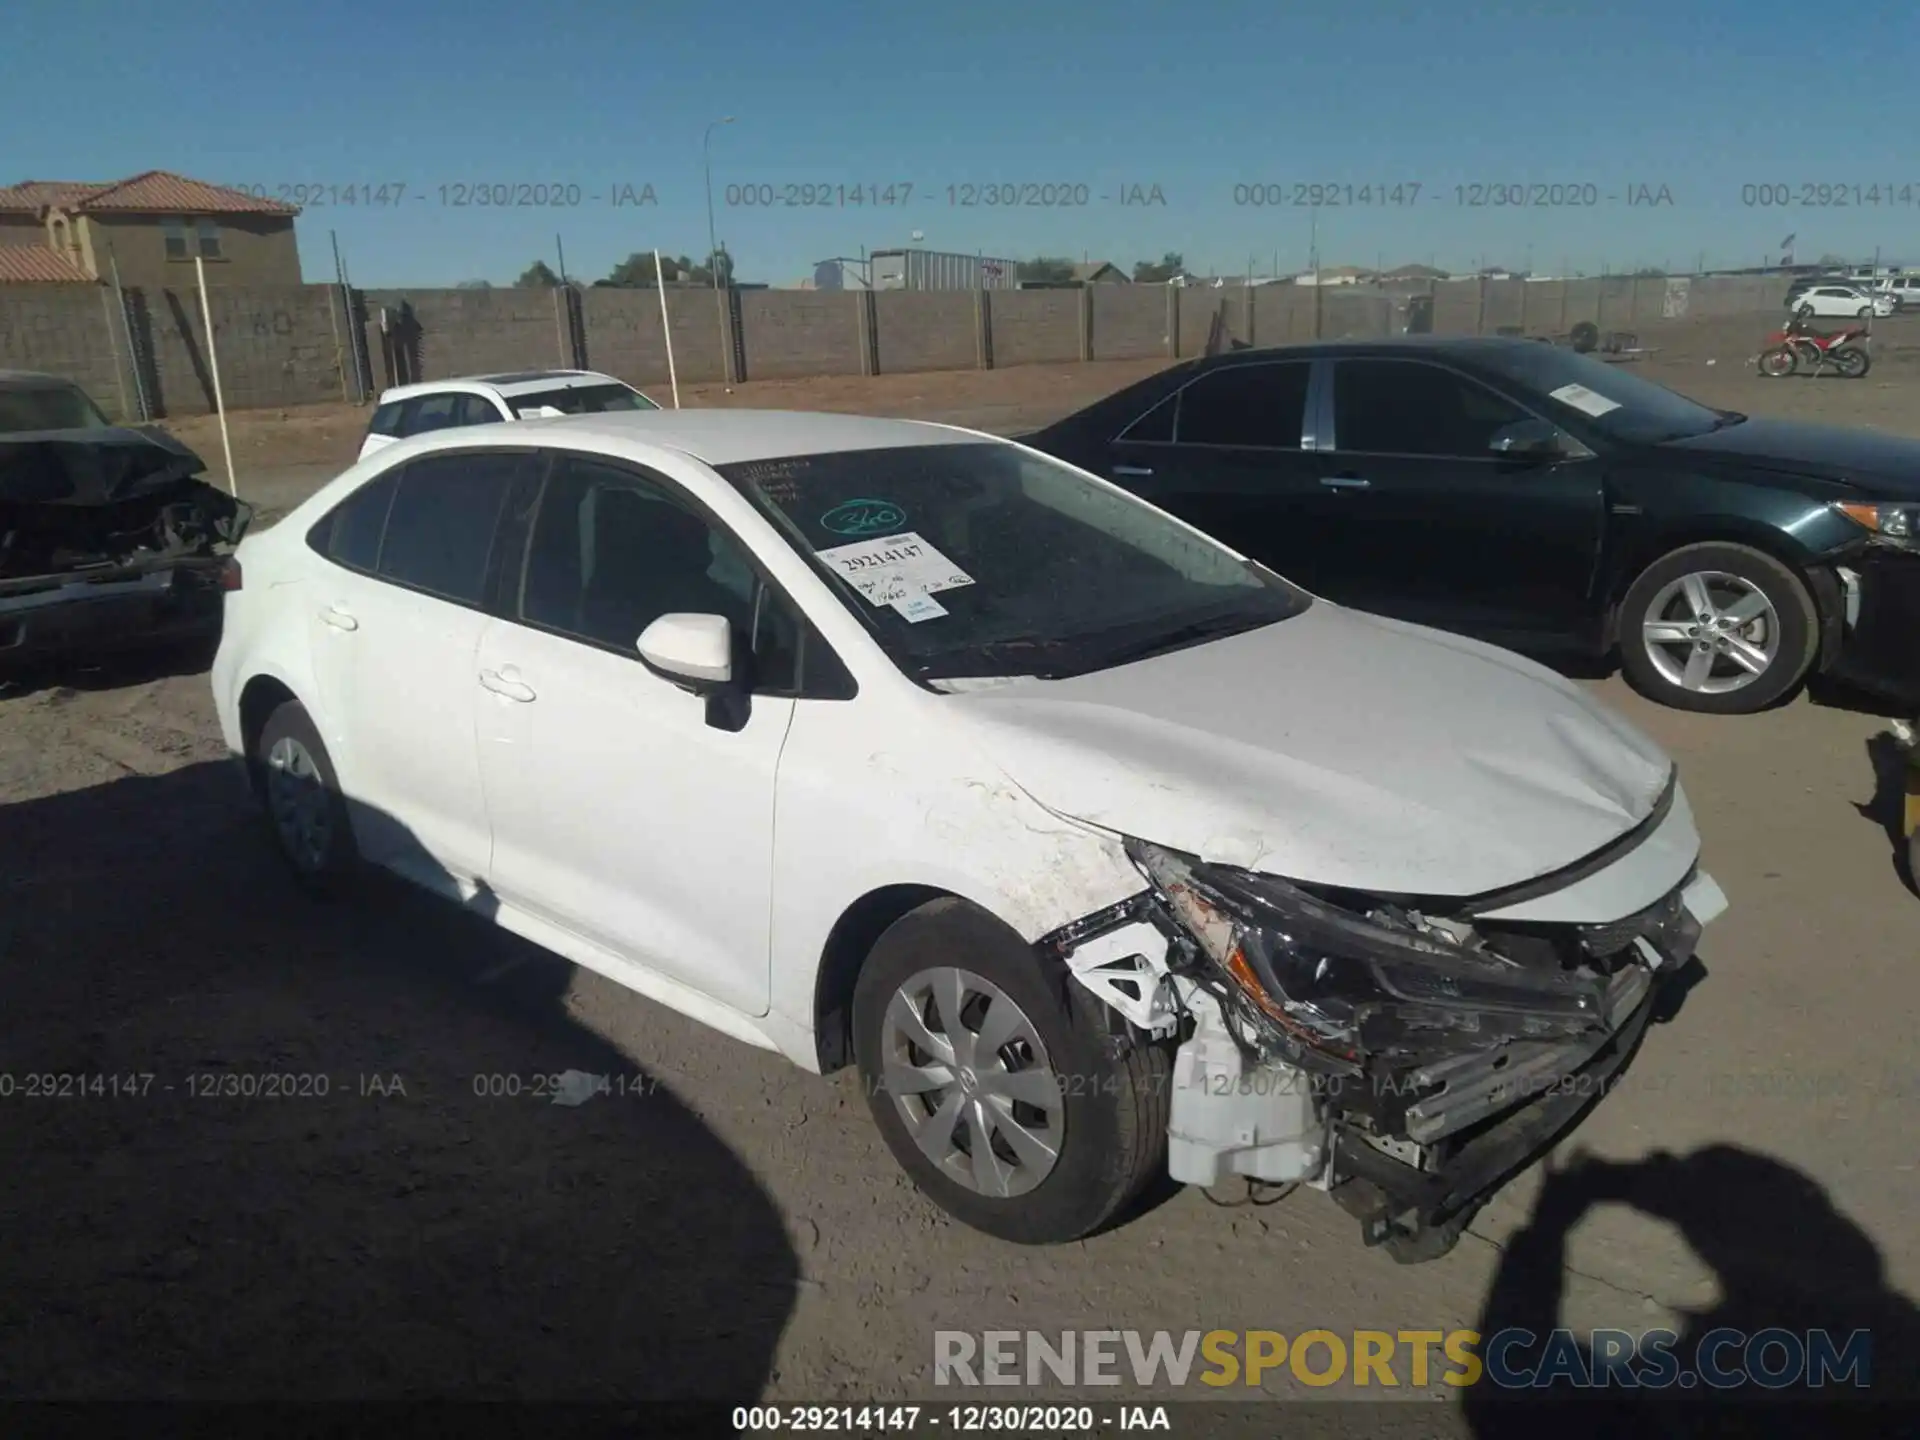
507,382 -> 657,418
718,441 -> 1309,683
0,382 -> 113,435
1471,345 -> 1726,444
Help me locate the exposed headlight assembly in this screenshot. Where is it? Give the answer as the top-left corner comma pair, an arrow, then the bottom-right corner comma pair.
1127,839 -> 1609,1073
1834,500 -> 1920,546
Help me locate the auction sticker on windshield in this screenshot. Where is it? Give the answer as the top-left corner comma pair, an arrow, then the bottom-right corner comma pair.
816,532 -> 975,610
1548,383 -> 1623,417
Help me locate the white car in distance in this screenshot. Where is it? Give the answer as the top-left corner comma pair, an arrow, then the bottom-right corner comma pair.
1792,285 -> 1896,319
211,410 -> 1727,1259
357,369 -> 659,460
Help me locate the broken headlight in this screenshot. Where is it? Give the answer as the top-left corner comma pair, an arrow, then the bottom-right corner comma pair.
1127,839 -> 1609,1071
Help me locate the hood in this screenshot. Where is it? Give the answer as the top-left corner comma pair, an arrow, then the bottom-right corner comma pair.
0,427 -> 207,507
1663,416 -> 1920,498
947,603 -> 1673,899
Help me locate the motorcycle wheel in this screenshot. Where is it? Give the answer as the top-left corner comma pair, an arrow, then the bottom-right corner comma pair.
1758,345 -> 1798,378
1834,345 -> 1871,378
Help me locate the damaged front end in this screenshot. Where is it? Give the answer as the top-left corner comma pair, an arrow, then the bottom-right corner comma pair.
1044,817 -> 1713,1262
1,428 -> 251,665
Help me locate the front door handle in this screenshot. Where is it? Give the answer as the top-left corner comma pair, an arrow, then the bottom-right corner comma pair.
1113,464 -> 1154,478
1320,473 -> 1371,490
319,605 -> 359,631
478,669 -> 536,703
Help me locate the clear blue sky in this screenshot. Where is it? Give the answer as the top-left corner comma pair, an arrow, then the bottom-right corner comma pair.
5,0 -> 1917,286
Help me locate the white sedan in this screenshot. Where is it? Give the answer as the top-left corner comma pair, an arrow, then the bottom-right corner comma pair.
211,410 -> 1726,1259
1792,285 -> 1895,319
357,369 -> 658,460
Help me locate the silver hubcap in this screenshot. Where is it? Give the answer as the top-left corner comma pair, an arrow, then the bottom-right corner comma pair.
264,735 -> 333,872
1641,571 -> 1780,695
879,966 -> 1065,1198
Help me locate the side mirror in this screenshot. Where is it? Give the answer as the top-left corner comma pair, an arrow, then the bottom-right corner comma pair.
637,613 -> 732,694
1489,418 -> 1567,459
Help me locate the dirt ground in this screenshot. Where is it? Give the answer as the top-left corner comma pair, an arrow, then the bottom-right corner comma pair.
6,353 -> 1920,1417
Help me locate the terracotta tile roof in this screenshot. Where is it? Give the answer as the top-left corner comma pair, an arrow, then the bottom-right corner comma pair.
72,171 -> 299,216
0,180 -> 111,213
0,246 -> 94,283
0,172 -> 299,217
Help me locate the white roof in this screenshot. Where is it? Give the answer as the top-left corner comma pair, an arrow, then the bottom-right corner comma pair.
377,370 -> 627,404
391,408 -> 984,468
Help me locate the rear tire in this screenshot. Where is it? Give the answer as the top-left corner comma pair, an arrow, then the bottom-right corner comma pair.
253,699 -> 359,895
852,898 -> 1172,1244
1835,345 -> 1871,378
1616,543 -> 1818,714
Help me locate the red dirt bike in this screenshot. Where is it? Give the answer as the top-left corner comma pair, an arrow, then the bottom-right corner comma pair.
1758,318 -> 1872,378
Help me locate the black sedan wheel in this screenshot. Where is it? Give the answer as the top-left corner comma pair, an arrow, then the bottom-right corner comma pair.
1617,544 -> 1818,714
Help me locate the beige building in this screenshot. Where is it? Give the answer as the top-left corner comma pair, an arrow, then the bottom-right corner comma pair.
0,171 -> 302,287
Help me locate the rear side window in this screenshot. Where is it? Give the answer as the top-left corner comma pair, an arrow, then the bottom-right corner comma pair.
407,392 -> 464,436
1119,393 -> 1176,444
309,471 -> 399,571
1175,363 -> 1310,448
367,401 -> 408,438
375,453 -> 521,605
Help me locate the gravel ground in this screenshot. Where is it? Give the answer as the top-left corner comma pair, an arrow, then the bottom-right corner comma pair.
5,355 -> 1920,1417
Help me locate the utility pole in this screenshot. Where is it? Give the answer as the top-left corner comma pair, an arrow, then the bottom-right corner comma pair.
704,116 -> 735,382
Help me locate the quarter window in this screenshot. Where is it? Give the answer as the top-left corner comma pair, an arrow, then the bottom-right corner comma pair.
373,453 -> 519,604
1174,364 -> 1310,449
1332,359 -> 1530,458
310,471 -> 398,571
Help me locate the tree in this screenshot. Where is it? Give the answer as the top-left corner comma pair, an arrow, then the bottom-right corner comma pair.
1017,256 -> 1075,284
1132,252 -> 1186,283
455,278 -> 493,289
515,260 -> 561,288
594,249 -> 736,288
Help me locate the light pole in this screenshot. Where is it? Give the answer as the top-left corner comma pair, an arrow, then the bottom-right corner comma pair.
704,116 -> 735,382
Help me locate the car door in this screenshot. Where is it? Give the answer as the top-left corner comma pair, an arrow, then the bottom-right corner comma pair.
1313,356 -> 1606,645
303,448 -> 529,892
1104,359 -> 1329,588
471,452 -> 801,1018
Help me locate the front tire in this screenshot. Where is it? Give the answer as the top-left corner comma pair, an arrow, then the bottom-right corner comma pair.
253,699 -> 359,894
852,898 -> 1172,1244
1616,543 -> 1818,714
1757,345 -> 1797,378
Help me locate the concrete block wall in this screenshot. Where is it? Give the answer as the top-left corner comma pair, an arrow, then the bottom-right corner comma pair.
0,269 -> 1825,419
138,284 -> 350,416
738,291 -> 862,380
0,283 -> 130,418
1089,286 -> 1169,361
874,291 -> 978,374
989,290 -> 1082,367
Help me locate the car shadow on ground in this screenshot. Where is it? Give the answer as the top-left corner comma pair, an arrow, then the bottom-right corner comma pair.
0,639 -> 220,702
0,759 -> 799,1401
1461,1145 -> 1920,1436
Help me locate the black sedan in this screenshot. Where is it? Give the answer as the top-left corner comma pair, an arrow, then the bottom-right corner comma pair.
1025,337 -> 1920,714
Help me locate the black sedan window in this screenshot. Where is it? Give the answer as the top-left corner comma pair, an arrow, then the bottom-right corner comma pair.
1333,360 -> 1528,457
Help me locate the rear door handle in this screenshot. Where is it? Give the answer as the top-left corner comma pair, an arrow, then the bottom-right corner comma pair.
319,605 -> 359,631
478,669 -> 536,703
1320,473 -> 1371,490
1112,464 -> 1154,478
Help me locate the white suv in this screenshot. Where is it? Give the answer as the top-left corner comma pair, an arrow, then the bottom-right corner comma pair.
211,410 -> 1726,1259
357,369 -> 658,460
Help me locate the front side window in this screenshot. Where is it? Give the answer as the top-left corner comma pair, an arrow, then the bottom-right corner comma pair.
1332,359 -> 1530,457
1175,363 -> 1311,449
519,459 -> 756,653
507,382 -> 657,419
453,393 -> 505,427
0,382 -> 112,434
718,441 -> 1308,684
373,453 -> 519,604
